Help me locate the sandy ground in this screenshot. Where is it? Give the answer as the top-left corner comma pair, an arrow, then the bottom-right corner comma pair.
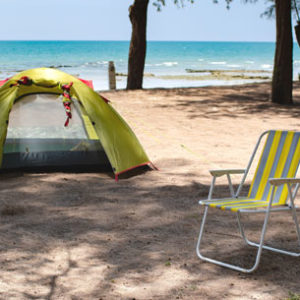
1,81 -> 300,299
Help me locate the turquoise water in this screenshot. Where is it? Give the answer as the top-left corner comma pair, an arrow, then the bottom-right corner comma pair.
1,41 -> 300,90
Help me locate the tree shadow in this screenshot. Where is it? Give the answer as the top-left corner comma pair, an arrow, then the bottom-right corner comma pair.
0,167 -> 300,298
145,81 -> 300,120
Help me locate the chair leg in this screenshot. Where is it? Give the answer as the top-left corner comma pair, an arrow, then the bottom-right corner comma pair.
288,184 -> 300,248
196,206 -> 271,273
291,207 -> 300,248
237,210 -> 300,257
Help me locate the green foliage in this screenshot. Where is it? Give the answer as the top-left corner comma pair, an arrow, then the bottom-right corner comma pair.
210,0 -> 258,10
250,0 -> 300,19
212,0 -> 300,19
286,292 -> 300,300
152,0 -> 194,11
165,261 -> 171,266
152,0 -> 300,16
213,0 -> 235,9
152,0 -> 259,11
260,1 -> 275,19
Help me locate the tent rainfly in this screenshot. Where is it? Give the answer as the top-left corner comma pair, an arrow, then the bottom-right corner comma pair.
0,68 -> 152,180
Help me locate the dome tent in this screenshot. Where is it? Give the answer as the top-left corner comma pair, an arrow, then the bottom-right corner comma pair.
0,68 -> 152,180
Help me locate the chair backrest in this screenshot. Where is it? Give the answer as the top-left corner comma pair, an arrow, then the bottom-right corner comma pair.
248,130 -> 300,204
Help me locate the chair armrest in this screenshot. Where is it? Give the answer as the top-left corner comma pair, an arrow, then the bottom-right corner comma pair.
209,169 -> 246,177
269,178 -> 300,186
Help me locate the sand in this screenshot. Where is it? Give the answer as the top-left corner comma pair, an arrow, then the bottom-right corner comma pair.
1,81 -> 300,299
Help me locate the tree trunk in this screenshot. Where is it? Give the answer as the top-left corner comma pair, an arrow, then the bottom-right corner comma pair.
127,0 -> 149,90
271,0 -> 293,104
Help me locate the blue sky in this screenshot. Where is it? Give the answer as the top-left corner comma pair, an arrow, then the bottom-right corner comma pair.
0,0 -> 296,42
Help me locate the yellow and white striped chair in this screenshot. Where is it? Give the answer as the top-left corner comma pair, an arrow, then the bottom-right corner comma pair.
196,130 -> 300,273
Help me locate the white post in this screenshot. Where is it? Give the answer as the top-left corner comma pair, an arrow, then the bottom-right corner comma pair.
108,61 -> 116,90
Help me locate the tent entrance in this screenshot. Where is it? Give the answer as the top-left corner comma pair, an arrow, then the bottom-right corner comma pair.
2,94 -> 111,171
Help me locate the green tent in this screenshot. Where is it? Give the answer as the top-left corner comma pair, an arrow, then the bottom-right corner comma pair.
0,68 -> 152,180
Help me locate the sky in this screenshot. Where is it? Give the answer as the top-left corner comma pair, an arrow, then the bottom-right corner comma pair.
0,0 -> 297,42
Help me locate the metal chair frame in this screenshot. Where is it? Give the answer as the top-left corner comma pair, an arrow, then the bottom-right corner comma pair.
196,131 -> 300,273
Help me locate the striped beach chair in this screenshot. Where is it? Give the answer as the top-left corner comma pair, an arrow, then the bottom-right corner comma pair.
196,130 -> 300,273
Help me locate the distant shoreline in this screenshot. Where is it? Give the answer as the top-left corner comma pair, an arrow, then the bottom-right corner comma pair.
0,40 -> 279,43
0,40 -> 299,90
96,80 -> 279,93
1,40 -> 300,44
116,69 -> 272,82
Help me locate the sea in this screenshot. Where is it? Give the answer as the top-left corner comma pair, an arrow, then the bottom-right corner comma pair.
1,40 -> 300,91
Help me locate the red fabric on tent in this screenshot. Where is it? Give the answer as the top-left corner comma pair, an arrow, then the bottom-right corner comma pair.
0,77 -> 93,89
79,78 -> 94,89
0,78 -> 9,87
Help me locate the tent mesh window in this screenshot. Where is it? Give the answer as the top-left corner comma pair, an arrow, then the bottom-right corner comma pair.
3,94 -> 110,171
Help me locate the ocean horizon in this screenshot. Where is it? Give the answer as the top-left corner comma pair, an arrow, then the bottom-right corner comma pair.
1,40 -> 300,90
